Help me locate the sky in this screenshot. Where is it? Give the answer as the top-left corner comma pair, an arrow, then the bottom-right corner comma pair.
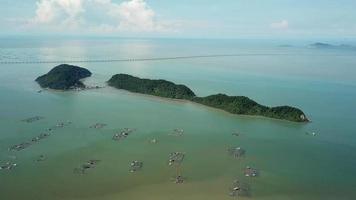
0,0 -> 355,38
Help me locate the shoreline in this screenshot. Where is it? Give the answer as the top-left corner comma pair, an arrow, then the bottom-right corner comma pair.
106,86 -> 310,124
36,80 -> 309,124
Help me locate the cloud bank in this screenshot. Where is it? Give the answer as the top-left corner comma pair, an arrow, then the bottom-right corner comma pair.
29,0 -> 175,33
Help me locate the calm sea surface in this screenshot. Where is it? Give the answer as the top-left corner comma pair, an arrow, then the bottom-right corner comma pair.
0,37 -> 356,200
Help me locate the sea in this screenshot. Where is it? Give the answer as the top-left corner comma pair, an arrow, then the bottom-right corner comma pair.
0,37 -> 356,200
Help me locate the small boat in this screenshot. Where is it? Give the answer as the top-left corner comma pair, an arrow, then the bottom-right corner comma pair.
305,131 -> 317,136
232,132 -> 240,137
149,138 -> 157,143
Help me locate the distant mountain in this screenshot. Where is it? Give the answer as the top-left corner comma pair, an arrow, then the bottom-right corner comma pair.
309,42 -> 355,50
310,42 -> 334,48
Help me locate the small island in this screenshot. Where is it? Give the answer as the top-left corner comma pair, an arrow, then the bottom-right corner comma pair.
309,42 -> 355,50
108,74 -> 308,122
310,42 -> 335,48
35,64 -> 92,90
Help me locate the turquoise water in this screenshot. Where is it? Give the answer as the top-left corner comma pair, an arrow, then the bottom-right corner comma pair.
1,38 -> 356,200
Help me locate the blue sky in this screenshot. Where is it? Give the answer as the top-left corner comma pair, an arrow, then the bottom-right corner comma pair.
0,0 -> 355,38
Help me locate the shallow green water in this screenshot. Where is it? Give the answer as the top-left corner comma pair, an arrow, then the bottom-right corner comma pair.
1,38 -> 356,200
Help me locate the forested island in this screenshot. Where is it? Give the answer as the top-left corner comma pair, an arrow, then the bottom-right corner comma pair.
108,74 -> 308,122
192,94 -> 307,122
35,65 -> 308,122
108,74 -> 196,99
35,64 -> 92,90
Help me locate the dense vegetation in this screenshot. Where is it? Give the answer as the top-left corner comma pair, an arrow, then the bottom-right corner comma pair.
108,74 -> 308,122
192,94 -> 308,122
108,74 -> 196,99
35,64 -> 92,90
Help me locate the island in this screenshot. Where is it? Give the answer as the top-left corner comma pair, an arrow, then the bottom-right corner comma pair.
192,94 -> 308,122
309,42 -> 355,50
108,74 -> 308,122
107,74 -> 196,99
310,42 -> 334,48
35,64 -> 92,90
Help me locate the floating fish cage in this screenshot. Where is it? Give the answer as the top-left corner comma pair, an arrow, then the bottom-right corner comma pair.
129,161 -> 143,172
9,132 -> 51,152
168,152 -> 185,166
0,161 -> 17,171
229,179 -> 250,197
35,155 -> 47,162
244,166 -> 258,177
31,132 -> 50,143
73,159 -> 100,175
112,128 -> 136,141
173,175 -> 185,184
90,123 -> 107,129
169,128 -> 184,136
46,121 -> 72,131
9,142 -> 32,151
232,131 -> 240,137
21,116 -> 44,123
228,147 -> 246,158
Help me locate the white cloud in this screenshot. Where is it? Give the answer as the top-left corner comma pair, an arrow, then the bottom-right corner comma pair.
33,0 -> 57,24
32,0 -> 84,24
270,20 -> 289,30
29,0 -> 175,33
113,0 -> 158,31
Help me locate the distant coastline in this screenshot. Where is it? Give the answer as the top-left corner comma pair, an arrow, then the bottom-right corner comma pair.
309,42 -> 355,50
